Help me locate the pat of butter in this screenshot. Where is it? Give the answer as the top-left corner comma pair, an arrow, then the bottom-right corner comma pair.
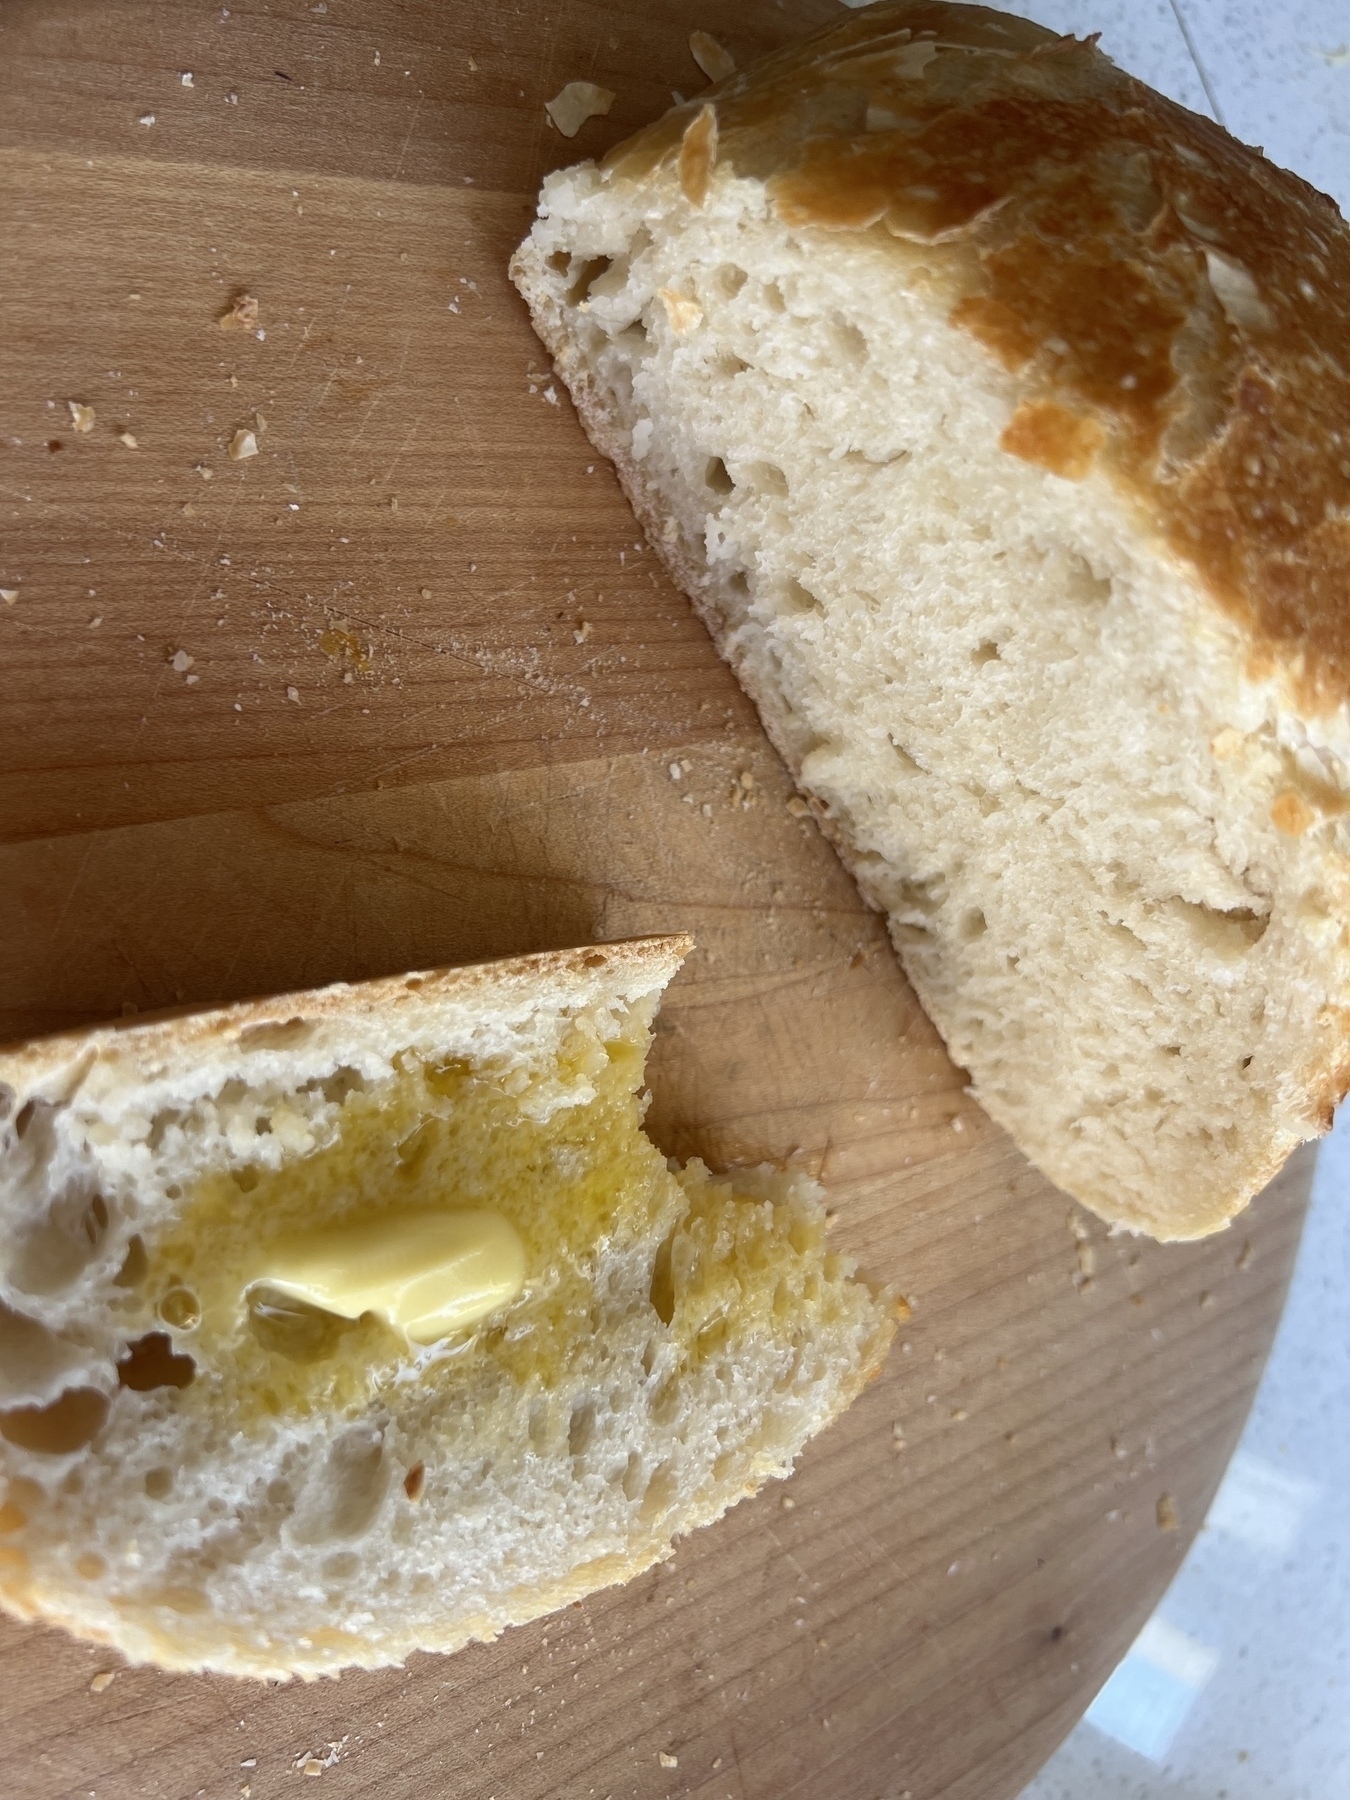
253,1209 -> 526,1346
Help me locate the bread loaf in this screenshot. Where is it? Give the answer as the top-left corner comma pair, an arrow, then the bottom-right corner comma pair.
511,1 -> 1350,1239
0,942 -> 892,1676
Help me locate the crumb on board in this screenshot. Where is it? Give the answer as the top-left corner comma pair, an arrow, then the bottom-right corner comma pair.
68,400 -> 95,433
138,112 -> 156,126
117,430 -> 138,448
689,30 -> 736,83
320,625 -> 370,671
545,80 -> 616,138
180,71 -> 194,85
785,793 -> 810,816
1156,1493 -> 1180,1532
229,427 -> 259,460
220,291 -> 260,332
286,685 -> 301,703
170,649 -> 195,673
89,1670 -> 116,1693
0,590 -> 18,604
658,1751 -> 679,1769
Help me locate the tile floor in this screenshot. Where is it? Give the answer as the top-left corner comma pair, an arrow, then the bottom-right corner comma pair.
988,9 -> 1350,1793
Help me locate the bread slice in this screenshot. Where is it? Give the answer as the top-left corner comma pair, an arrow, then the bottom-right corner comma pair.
511,1 -> 1350,1240
0,941 -> 893,1677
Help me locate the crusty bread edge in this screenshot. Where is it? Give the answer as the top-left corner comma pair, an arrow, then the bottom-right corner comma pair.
0,936 -> 695,1100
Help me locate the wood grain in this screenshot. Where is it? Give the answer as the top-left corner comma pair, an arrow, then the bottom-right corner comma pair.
0,5 -> 1310,1799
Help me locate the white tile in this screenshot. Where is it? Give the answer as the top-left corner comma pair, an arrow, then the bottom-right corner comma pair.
1174,0 -> 1350,207
1084,1617 -> 1220,1762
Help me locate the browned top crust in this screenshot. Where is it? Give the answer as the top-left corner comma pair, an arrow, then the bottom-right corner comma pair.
604,1 -> 1350,713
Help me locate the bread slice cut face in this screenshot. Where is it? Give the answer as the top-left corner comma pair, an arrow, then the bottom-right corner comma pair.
511,1 -> 1350,1240
0,942 -> 892,1677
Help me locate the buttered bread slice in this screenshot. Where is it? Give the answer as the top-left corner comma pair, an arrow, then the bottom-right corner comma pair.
0,941 -> 893,1677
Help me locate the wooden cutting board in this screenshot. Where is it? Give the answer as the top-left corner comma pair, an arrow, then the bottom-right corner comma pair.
0,4 -> 1310,1797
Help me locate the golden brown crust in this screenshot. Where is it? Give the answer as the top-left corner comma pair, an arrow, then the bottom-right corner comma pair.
604,0 -> 1350,714
0,937 -> 694,1098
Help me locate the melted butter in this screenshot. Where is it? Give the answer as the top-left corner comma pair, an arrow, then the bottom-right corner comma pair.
144,1021 -> 676,1422
251,1208 -> 525,1347
133,1015 -> 874,1436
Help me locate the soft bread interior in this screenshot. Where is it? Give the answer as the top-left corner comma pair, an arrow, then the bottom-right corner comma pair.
513,173 -> 1350,1238
0,948 -> 892,1677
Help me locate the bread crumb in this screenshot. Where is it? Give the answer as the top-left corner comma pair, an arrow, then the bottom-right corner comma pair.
420,587 -> 432,599
403,1462 -> 426,1503
780,1495 -> 794,1510
286,685 -> 301,703
89,1670 -> 116,1692
68,400 -> 95,433
0,589 -> 18,604
170,649 -> 195,673
658,287 -> 704,333
689,30 -> 736,83
229,428 -> 259,460
891,1294 -> 912,1321
950,1408 -> 968,1421
1156,1493 -> 1180,1532
1271,789 -> 1316,836
785,793 -> 810,816
658,1751 -> 678,1769
180,71 -> 194,85
301,1758 -> 324,1777
117,431 -> 138,448
138,112 -> 156,126
545,81 -> 615,138
220,292 -> 260,333
573,620 -> 592,643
